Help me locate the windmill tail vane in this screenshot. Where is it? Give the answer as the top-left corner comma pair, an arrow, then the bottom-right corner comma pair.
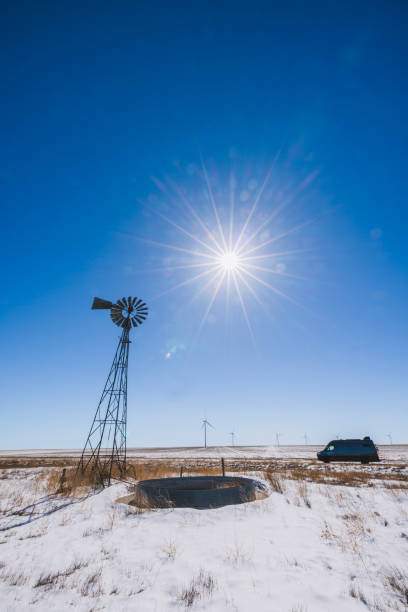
77,296 -> 148,487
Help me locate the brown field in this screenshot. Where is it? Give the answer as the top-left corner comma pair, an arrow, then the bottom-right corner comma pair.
1,455 -> 407,494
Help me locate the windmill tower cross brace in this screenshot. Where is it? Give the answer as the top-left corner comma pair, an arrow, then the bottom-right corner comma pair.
77,296 -> 148,486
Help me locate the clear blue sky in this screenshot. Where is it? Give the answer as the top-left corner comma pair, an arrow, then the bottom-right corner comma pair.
1,1 -> 407,449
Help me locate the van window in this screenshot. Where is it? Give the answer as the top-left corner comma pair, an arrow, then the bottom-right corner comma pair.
327,445 -> 334,451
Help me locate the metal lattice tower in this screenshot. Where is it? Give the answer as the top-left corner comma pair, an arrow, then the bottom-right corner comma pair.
78,296 -> 148,486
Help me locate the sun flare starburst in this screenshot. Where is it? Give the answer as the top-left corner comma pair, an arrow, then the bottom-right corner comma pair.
218,250 -> 240,272
133,157 -> 321,342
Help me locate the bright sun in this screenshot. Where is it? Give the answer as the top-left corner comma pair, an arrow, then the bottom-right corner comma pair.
218,250 -> 240,271
137,158 -> 317,342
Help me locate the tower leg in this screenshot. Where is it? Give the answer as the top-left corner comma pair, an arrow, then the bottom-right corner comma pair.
78,327 -> 130,486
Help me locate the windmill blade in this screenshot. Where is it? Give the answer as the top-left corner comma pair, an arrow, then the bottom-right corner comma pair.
94,295 -> 149,329
207,421 -> 215,429
111,315 -> 123,324
92,297 -> 113,310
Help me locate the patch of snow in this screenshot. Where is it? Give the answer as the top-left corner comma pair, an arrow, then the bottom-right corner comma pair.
0,464 -> 407,610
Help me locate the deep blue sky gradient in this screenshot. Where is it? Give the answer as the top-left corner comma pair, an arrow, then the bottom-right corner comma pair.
1,1 -> 407,448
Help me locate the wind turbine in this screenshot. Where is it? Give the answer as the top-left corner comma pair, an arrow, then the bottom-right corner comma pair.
275,433 -> 281,447
229,432 -> 235,446
387,433 -> 393,445
303,433 -> 308,445
202,418 -> 214,448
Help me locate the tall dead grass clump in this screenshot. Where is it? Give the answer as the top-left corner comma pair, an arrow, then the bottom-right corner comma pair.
177,570 -> 216,607
264,470 -> 285,494
42,465 -> 126,495
42,458 -> 168,495
129,487 -> 173,510
349,583 -> 368,605
178,583 -> 201,607
161,539 -> 177,560
80,568 -> 103,597
297,482 -> 311,508
384,568 -> 408,605
4,572 -> 28,586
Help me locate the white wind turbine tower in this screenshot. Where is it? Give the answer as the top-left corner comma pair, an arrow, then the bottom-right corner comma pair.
229,432 -> 235,446
202,418 -> 214,448
303,433 -> 308,445
387,433 -> 393,445
275,433 -> 281,447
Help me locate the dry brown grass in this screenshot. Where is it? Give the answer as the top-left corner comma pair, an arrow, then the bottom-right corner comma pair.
177,570 -> 216,607
321,511 -> 369,553
3,572 -> 28,586
161,539 -> 177,560
224,542 -> 252,565
33,560 -> 87,590
40,462 -> 140,496
0,457 -> 76,470
263,462 -> 408,489
178,583 -> 201,607
80,568 -> 103,597
2,455 -> 407,493
264,470 -> 286,494
39,467 -> 104,496
349,583 -> 369,605
384,568 -> 408,606
297,482 -> 311,508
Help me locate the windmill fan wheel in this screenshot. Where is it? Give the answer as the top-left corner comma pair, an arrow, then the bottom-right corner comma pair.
110,297 -> 148,329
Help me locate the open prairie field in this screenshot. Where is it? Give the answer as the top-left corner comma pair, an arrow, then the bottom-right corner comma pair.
0,447 -> 407,611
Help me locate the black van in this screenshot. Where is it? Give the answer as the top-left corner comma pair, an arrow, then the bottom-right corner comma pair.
317,436 -> 379,464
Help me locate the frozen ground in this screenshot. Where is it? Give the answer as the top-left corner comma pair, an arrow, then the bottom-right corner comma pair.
1,444 -> 407,460
1,453 -> 407,611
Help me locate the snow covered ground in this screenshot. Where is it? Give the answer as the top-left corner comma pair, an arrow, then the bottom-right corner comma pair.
1,454 -> 407,611
1,444 -> 407,460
